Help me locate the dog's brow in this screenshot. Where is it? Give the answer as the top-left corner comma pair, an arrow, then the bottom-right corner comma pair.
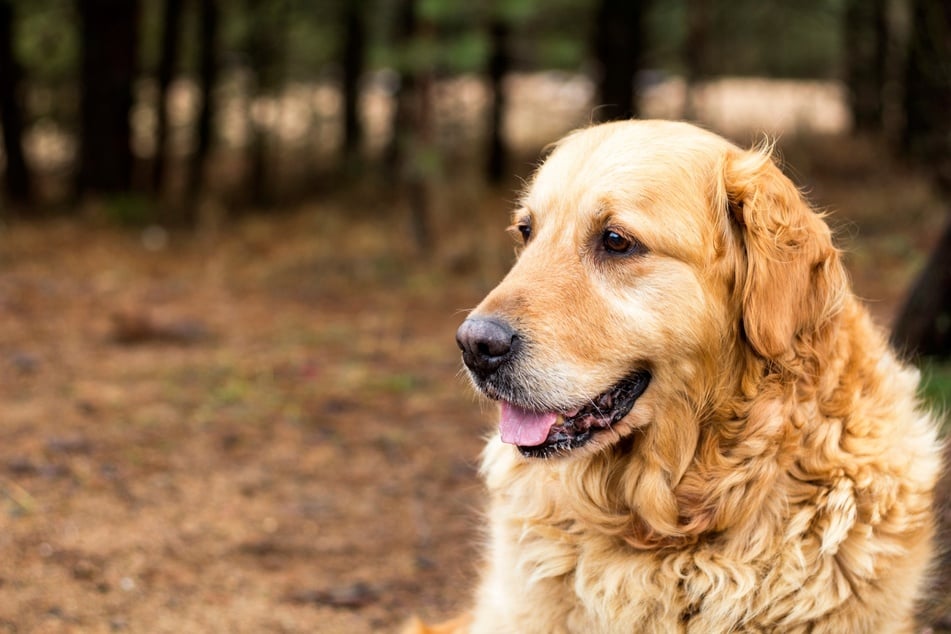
511,207 -> 532,223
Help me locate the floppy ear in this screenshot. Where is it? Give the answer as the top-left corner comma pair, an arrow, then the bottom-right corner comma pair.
721,146 -> 847,360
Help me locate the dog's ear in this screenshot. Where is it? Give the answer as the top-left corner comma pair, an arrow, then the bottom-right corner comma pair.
721,145 -> 847,360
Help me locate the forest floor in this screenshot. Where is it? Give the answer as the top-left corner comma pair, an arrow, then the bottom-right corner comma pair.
1,132 -> 950,633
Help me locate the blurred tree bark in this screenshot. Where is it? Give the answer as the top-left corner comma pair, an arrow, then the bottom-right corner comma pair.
844,0 -> 887,133
384,0 -> 414,183
341,0 -> 366,170
245,0 -> 285,207
682,0 -> 709,121
151,0 -> 184,196
76,0 -> 140,197
901,0 -> 951,191
892,223 -> 951,359
0,0 -> 31,207
485,16 -> 510,184
890,0 -> 951,359
592,0 -> 649,122
386,0 -> 433,253
185,0 -> 219,215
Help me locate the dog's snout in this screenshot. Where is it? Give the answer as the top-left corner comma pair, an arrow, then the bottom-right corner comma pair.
456,317 -> 519,377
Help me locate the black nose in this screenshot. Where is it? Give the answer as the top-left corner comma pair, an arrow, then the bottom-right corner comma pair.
456,317 -> 519,378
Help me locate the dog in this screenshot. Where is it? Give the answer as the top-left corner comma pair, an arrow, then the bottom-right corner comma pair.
412,120 -> 943,633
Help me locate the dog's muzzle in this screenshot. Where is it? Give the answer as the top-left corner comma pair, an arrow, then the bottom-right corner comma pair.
456,315 -> 652,458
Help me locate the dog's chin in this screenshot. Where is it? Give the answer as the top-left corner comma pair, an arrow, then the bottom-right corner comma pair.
478,370 -> 652,459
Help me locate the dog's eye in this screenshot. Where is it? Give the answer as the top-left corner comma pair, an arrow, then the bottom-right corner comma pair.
507,220 -> 533,246
601,229 -> 640,255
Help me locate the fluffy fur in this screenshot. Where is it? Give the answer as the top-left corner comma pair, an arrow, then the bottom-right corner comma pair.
410,120 -> 943,633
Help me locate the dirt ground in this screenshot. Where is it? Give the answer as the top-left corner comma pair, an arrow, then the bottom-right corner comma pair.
1,133 -> 949,633
0,205 -> 505,633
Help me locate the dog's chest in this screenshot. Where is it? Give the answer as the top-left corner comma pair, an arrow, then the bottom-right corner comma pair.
486,517 -> 823,634
505,527 -> 762,630
481,459 -> 829,632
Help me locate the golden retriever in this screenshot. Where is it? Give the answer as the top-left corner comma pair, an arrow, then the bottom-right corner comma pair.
411,120 -> 943,633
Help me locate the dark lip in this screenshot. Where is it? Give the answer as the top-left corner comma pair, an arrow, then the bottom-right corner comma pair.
512,370 -> 651,458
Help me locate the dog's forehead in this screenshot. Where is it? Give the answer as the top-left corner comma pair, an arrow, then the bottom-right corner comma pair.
523,122 -> 729,257
530,122 -> 725,200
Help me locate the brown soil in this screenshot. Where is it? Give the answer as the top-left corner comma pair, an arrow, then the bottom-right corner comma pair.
0,207 -> 501,633
1,134 -> 947,633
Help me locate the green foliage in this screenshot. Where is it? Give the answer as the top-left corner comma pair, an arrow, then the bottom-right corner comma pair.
371,0 -> 490,74
284,4 -> 340,76
392,34 -> 438,73
394,30 -> 488,74
418,0 -> 479,23
368,0 -> 598,74
8,0 -> 854,88
645,1 -> 685,72
370,372 -> 419,394
12,0 -> 78,83
494,0 -> 538,23
509,0 -> 594,70
534,33 -> 587,70
410,145 -> 442,179
920,361 -> 951,422
662,0 -> 847,78
139,0 -> 203,77
101,193 -> 157,226
446,30 -> 490,72
138,0 -> 164,74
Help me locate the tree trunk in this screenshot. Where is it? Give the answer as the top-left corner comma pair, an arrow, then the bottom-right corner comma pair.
902,0 -> 951,192
682,0 -> 709,120
890,0 -> 951,360
185,0 -> 219,216
244,0 -> 284,207
76,0 -> 140,197
844,0 -> 887,133
0,0 -> 31,206
151,0 -> 184,196
891,220 -> 951,359
384,0 -> 415,183
385,0 -> 433,254
341,0 -> 366,169
406,71 -> 434,253
485,17 -> 510,184
592,0 -> 648,122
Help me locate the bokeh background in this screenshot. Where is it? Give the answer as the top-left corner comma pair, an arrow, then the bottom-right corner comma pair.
0,0 -> 949,632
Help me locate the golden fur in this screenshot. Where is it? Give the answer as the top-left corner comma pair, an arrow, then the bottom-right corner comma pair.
410,120 -> 943,633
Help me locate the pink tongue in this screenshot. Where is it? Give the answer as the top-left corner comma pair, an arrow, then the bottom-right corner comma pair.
499,403 -> 558,447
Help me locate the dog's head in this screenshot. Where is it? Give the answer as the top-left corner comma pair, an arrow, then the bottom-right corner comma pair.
457,120 -> 846,464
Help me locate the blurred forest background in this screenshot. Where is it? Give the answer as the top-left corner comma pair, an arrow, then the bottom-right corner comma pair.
0,0 -> 949,353
1,0 -> 951,632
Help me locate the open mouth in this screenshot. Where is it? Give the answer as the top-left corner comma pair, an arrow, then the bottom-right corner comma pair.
498,371 -> 651,458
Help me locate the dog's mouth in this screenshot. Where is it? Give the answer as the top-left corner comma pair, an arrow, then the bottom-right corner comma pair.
497,370 -> 651,458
